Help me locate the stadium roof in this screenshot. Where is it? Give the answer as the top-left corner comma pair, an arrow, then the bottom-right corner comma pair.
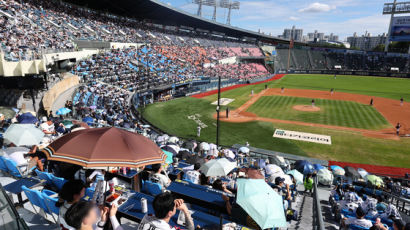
63,0 -> 293,45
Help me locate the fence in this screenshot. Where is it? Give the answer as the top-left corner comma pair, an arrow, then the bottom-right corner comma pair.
313,177 -> 325,230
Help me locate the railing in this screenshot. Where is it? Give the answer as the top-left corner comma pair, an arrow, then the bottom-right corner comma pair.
313,177 -> 325,230
0,184 -> 29,229
383,191 -> 410,216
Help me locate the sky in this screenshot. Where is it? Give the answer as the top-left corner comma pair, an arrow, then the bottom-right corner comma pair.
160,0 -> 395,41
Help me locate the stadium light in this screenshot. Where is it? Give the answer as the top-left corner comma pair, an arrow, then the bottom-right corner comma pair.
192,0 -> 217,19
219,0 -> 240,25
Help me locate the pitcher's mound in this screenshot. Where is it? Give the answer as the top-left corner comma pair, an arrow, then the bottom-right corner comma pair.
293,105 -> 321,112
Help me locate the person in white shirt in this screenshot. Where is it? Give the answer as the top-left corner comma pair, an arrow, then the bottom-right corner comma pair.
139,193 -> 194,230
184,163 -> 201,184
40,120 -> 55,136
342,206 -> 372,229
56,180 -> 86,229
150,164 -> 171,190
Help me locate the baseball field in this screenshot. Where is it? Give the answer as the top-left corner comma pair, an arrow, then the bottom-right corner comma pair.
143,74 -> 410,168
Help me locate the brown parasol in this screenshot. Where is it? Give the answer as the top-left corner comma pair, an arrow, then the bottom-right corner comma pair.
42,127 -> 165,168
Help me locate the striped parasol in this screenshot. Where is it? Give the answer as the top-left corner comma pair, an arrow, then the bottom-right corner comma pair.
42,127 -> 165,168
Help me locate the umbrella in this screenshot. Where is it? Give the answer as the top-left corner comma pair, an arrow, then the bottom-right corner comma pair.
239,146 -> 249,154
295,160 -> 315,175
3,124 -> 44,146
182,141 -> 196,150
199,158 -> 237,177
17,112 -> 38,124
82,116 -> 94,125
199,142 -> 210,151
72,120 -> 90,129
236,179 -> 287,228
268,155 -> 289,169
330,165 -> 345,176
162,150 -> 174,164
357,168 -> 368,179
168,136 -> 179,144
42,127 -> 165,168
176,150 -> 191,161
313,164 -> 325,171
1,147 -> 30,156
265,164 -> 283,176
222,149 -> 235,160
269,172 -> 293,185
287,169 -> 304,184
156,134 -> 169,143
56,108 -> 71,115
61,120 -> 74,129
186,154 -> 205,166
344,166 -> 360,180
161,145 -> 180,156
366,175 -> 384,187
240,168 -> 265,179
317,168 -> 333,186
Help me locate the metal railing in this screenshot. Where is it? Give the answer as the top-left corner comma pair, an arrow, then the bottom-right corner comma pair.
313,177 -> 325,230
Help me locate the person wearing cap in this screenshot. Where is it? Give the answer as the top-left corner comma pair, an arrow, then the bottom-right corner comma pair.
272,177 -> 291,210
342,206 -> 372,229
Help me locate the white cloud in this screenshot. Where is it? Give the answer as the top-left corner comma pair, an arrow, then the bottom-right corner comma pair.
289,16 -> 299,21
298,2 -> 335,13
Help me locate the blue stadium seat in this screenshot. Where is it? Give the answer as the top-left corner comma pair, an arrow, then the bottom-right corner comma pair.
0,156 -> 9,173
3,158 -> 25,178
35,169 -> 53,185
50,174 -> 67,191
144,181 -> 162,196
42,190 -> 60,222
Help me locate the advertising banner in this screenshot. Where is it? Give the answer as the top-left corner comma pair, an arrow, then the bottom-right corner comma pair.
273,129 -> 332,145
390,16 -> 410,41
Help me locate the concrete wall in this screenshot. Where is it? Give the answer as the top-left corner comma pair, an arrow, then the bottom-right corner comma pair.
0,50 -> 99,76
42,73 -> 80,113
0,53 -> 46,76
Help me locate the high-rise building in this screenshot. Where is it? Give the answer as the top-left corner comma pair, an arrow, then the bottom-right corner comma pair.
307,30 -> 338,42
282,26 -> 303,41
347,32 -> 387,50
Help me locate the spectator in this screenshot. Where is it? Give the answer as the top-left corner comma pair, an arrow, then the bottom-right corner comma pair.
139,193 -> 194,230
56,180 -> 85,229
342,206 -> 373,229
149,163 -> 171,190
64,200 -> 122,230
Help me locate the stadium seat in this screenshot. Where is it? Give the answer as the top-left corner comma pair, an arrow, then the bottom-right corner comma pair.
42,190 -> 59,223
0,156 -> 9,173
50,174 -> 67,191
144,181 -> 162,196
3,158 -> 26,178
35,169 -> 53,186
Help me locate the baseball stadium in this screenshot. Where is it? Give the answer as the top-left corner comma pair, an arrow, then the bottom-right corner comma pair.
0,0 -> 409,229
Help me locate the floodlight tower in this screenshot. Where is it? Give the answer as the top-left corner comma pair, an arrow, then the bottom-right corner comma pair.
192,0 -> 217,20
220,0 -> 240,25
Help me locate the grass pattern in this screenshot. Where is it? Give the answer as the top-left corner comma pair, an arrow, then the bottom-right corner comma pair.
247,96 -> 390,130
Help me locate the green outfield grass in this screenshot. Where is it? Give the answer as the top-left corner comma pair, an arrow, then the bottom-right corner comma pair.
273,74 -> 410,100
247,96 -> 390,130
143,74 -> 410,168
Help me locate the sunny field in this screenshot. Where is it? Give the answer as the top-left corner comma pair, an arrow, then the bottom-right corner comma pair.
143,74 -> 410,168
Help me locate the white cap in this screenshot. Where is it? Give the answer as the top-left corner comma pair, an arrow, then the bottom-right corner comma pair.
42,116 -> 48,122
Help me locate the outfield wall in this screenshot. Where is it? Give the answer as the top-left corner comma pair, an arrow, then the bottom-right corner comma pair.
279,69 -> 410,78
